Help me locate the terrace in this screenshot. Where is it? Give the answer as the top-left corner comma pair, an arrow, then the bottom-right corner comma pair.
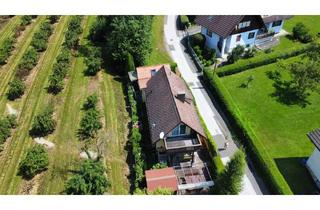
164,134 -> 202,151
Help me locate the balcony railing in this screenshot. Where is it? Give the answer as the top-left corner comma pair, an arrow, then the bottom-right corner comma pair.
256,31 -> 275,40
164,134 -> 202,150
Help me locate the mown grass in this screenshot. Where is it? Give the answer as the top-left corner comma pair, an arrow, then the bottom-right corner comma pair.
283,15 -> 320,37
100,69 -> 130,194
0,16 -> 20,45
219,56 -> 319,194
146,16 -> 173,65
0,16 -> 70,194
0,17 -> 44,113
38,16 -> 92,194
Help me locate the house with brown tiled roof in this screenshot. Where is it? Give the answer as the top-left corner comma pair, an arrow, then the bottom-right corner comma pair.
195,15 -> 292,57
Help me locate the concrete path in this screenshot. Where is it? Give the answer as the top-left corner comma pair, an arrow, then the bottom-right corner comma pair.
164,15 -> 268,195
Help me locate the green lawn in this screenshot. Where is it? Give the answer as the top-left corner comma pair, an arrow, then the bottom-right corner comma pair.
284,15 -> 320,37
146,16 -> 173,65
219,56 -> 319,194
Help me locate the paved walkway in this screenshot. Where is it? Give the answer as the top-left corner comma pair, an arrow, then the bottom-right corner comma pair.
163,15 -> 268,195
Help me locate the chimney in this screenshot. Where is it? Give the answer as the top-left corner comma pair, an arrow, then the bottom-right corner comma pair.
176,91 -> 186,101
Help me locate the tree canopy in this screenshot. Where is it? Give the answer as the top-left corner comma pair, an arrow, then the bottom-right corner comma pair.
30,106 -> 56,137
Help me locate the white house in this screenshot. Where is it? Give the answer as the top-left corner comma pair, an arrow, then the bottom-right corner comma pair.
195,15 -> 292,58
306,129 -> 320,189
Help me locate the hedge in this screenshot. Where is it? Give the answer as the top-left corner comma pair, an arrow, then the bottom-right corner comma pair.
216,44 -> 312,77
203,69 -> 293,195
179,15 -> 190,30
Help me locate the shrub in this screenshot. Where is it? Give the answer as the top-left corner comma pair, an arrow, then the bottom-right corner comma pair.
31,22 -> 53,52
125,52 -> 135,73
152,162 -> 167,169
63,16 -> 83,49
20,15 -> 32,26
48,15 -> 60,24
0,115 -> 16,145
30,106 -> 56,137
217,44 -> 311,77
292,23 -> 313,43
78,108 -> 102,140
84,47 -> 102,76
83,93 -> 98,110
190,33 -> 205,48
7,78 -> 25,100
65,160 -> 109,195
18,145 -> 49,179
214,150 -> 246,194
203,70 -> 293,194
0,37 -> 16,65
16,47 -> 39,78
149,187 -> 174,195
243,48 -> 257,59
170,62 -> 177,73
179,15 -> 190,29
227,45 -> 245,64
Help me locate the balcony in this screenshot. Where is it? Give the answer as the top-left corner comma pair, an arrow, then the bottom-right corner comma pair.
164,134 -> 202,151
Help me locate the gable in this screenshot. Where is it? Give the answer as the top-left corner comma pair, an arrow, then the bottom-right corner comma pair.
231,15 -> 266,35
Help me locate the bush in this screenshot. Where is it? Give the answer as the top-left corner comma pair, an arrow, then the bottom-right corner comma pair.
18,145 -> 49,179
170,62 -> 177,73
0,37 -> 16,65
20,15 -> 32,26
217,44 -> 312,77
214,150 -> 246,194
152,162 -> 167,169
78,108 -> 102,140
30,106 -> 56,137
292,23 -> 313,43
63,16 -> 83,49
227,45 -> 245,64
65,160 -> 109,195
48,15 -> 60,24
83,93 -> 98,110
190,33 -> 205,48
125,52 -> 135,73
203,70 -> 293,194
243,48 -> 257,59
7,78 -> 25,100
179,15 -> 190,29
16,47 -> 39,78
31,21 -> 53,52
84,47 -> 102,76
0,115 -> 17,145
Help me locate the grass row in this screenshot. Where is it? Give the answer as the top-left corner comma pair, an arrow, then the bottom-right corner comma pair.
0,16 -> 70,194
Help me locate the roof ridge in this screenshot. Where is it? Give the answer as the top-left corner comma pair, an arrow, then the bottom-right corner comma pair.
162,66 -> 182,123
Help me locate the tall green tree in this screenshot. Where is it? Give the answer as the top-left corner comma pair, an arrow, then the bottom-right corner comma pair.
126,52 -> 135,73
30,106 -> 56,137
214,149 -> 246,195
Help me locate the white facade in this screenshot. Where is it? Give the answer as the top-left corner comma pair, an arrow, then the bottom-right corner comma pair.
306,148 -> 320,189
200,19 -> 286,58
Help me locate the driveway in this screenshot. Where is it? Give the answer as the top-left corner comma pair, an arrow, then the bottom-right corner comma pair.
163,15 -> 268,195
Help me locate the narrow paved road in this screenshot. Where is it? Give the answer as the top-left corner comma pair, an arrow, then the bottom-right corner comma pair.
163,15 -> 267,195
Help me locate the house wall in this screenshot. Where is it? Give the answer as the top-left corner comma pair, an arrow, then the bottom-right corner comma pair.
265,20 -> 284,34
225,28 -> 259,53
201,27 -> 221,55
306,148 -> 320,188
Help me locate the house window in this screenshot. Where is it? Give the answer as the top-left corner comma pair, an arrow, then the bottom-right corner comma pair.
272,20 -> 282,27
248,32 -> 255,39
151,69 -> 157,76
206,28 -> 212,37
236,35 -> 241,42
171,124 -> 187,136
238,21 -> 251,29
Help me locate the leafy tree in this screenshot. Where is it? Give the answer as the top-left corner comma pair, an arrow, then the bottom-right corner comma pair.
16,47 -> 39,78
18,145 -> 49,179
48,15 -> 60,24
105,16 -> 152,65
20,15 -> 32,26
0,37 -> 16,65
214,149 -> 246,195
65,160 -> 109,195
83,93 -> 98,110
152,162 -> 167,169
7,78 -> 25,100
227,45 -> 245,64
0,115 -> 17,145
63,16 -> 83,49
78,108 -> 102,140
292,23 -> 313,43
31,22 -> 53,52
88,16 -> 110,43
47,73 -> 64,94
126,52 -> 135,73
84,47 -> 102,76
30,106 -> 56,137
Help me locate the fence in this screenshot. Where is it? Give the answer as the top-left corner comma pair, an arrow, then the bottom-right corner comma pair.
185,31 -> 204,73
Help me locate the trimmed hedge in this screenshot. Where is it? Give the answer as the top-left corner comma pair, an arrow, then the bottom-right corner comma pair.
203,69 -> 293,195
216,44 -> 312,77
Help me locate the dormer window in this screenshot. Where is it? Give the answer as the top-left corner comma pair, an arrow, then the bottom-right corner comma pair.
151,69 -> 157,76
238,21 -> 251,29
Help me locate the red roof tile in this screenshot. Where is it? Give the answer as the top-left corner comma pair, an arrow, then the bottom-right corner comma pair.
145,167 -> 178,192
136,64 -> 170,89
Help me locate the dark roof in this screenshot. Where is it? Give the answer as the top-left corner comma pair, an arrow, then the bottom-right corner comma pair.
145,66 -> 205,145
308,129 -> 320,151
195,15 -> 244,38
262,15 -> 293,24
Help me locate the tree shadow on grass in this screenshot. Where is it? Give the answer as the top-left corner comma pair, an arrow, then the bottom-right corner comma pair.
266,70 -> 311,108
274,157 -> 319,195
